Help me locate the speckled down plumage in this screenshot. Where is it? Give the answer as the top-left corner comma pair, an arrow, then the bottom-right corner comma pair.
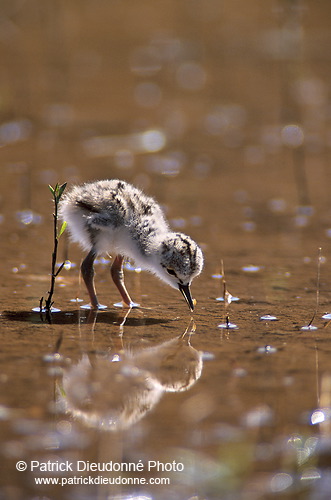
59,179 -> 203,295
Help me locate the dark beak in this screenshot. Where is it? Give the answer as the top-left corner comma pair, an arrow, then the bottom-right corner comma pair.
178,283 -> 194,311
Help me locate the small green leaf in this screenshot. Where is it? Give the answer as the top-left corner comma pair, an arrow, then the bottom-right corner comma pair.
48,185 -> 55,195
58,220 -> 67,238
54,183 -> 61,198
57,182 -> 67,200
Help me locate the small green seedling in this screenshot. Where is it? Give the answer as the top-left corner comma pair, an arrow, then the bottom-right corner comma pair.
40,182 -> 67,318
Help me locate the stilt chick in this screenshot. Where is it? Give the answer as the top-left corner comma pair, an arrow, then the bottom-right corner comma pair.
59,179 -> 203,310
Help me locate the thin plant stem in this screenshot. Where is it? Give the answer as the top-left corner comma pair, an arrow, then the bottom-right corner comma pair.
45,197 -> 59,311
307,247 -> 322,328
41,183 -> 67,316
221,259 -> 232,326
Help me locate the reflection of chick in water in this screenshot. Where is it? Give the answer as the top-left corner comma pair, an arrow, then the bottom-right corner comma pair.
133,336 -> 203,393
58,326 -> 203,431
59,355 -> 162,431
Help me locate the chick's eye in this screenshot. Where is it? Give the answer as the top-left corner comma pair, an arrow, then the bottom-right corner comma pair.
166,268 -> 177,277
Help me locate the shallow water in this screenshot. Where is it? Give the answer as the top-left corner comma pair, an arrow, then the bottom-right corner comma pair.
2,1 -> 331,499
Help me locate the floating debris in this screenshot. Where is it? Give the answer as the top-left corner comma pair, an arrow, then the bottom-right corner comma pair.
42,353 -> 63,363
242,265 -> 262,273
56,260 -> 76,270
111,354 -> 121,362
260,315 -> 278,321
301,325 -> 318,331
257,345 -> 278,354
218,322 -> 238,330
32,306 -> 61,313
80,304 -> 107,310
216,295 -> 240,302
113,301 -> 140,309
212,273 -> 223,279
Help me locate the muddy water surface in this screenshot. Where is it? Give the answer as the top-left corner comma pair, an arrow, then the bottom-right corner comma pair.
2,2 -> 331,499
